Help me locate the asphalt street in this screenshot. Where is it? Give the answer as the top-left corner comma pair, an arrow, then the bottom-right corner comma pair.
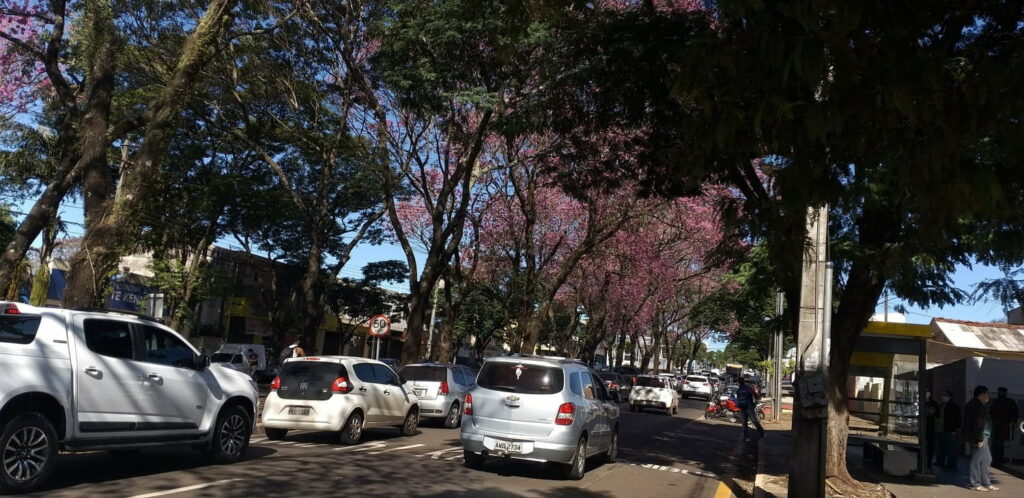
30,398 -> 759,498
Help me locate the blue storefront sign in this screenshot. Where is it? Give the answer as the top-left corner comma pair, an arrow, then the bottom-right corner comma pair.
47,269 -> 155,313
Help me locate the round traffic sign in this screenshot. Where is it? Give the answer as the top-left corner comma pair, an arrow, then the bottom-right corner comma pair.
368,315 -> 391,338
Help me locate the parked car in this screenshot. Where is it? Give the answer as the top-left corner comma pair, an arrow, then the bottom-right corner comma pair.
629,375 -> 679,414
681,375 -> 714,400
399,362 -> 475,428
597,372 -> 629,402
0,302 -> 258,493
262,356 -> 420,444
211,343 -> 267,376
461,355 -> 620,480
657,373 -> 680,392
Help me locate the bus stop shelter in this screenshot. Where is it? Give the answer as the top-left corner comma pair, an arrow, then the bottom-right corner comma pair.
847,321 -> 933,476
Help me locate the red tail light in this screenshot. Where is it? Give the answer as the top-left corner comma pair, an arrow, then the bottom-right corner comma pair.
270,376 -> 281,391
1,303 -> 20,315
332,377 -> 351,393
439,381 -> 450,396
463,393 -> 473,415
555,402 -> 575,426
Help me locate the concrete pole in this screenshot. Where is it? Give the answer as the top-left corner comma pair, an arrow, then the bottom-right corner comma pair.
773,290 -> 784,422
789,205 -> 829,498
425,279 -> 444,361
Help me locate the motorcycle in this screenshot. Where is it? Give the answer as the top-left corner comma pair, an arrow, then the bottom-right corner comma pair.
705,395 -> 768,424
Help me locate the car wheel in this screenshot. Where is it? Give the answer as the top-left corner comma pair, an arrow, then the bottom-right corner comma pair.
464,450 -> 485,469
563,437 -> 588,480
264,428 -> 288,441
400,407 -> 419,436
205,405 -> 252,464
443,403 -> 461,429
339,411 -> 364,445
0,413 -> 58,494
605,430 -> 618,463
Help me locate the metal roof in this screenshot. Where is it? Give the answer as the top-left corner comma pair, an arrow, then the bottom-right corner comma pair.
931,318 -> 1024,353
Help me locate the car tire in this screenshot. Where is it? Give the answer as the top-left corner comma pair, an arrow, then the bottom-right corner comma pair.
400,407 -> 419,436
562,437 -> 588,480
605,430 -> 618,463
443,403 -> 461,429
264,428 -> 288,441
0,412 -> 59,494
339,411 -> 364,445
205,405 -> 252,464
464,450 -> 485,469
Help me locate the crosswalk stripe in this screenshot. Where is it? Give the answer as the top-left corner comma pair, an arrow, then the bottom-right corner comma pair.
367,444 -> 424,454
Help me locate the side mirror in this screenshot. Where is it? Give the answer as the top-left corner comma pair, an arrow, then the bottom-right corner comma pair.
399,375 -> 407,384
196,354 -> 210,371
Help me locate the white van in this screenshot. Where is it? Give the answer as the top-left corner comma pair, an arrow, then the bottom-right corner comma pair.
212,343 -> 267,375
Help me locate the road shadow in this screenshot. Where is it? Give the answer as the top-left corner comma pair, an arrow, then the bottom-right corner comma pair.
32,445 -> 277,495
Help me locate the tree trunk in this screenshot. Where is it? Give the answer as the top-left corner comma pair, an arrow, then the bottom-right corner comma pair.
63,0 -> 238,308
824,260 -> 887,492
615,330 -> 626,367
401,284 -> 431,364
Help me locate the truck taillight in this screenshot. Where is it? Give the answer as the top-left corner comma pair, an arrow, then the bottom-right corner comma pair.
555,402 -> 575,426
463,393 -> 473,415
332,377 -> 351,394
270,376 -> 281,391
439,381 -> 450,396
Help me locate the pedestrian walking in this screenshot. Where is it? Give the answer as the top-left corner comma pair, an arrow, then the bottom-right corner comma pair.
989,387 -> 1019,466
736,377 -> 765,441
964,385 -> 997,492
278,338 -> 306,364
936,390 -> 962,469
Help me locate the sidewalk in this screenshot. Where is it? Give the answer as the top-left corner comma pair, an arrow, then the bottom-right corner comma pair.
755,418 -> 1024,498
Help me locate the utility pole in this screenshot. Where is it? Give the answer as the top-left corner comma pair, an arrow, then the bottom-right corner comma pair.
773,290 -> 784,422
884,291 -> 889,322
789,205 -> 830,498
425,278 -> 444,361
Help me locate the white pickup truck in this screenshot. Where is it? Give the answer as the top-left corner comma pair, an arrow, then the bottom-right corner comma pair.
629,375 -> 679,414
0,302 -> 258,493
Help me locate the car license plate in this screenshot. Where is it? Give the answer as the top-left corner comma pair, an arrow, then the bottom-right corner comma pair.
493,439 -> 523,453
288,407 -> 310,416
414,388 -> 426,397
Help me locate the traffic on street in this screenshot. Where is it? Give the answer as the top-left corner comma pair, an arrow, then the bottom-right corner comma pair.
28,393 -> 757,498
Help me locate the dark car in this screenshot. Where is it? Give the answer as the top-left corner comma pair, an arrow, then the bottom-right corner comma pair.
597,372 -> 630,402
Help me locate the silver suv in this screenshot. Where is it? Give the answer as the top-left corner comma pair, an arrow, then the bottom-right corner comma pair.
399,363 -> 475,428
460,355 -> 620,480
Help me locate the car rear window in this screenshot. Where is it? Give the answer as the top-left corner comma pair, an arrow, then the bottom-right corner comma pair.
399,365 -> 447,382
278,361 -> 348,400
686,376 -> 707,382
477,362 -> 564,395
635,376 -> 665,388
0,315 -> 42,344
597,372 -> 618,381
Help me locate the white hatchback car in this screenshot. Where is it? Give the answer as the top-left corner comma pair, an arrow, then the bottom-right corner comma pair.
262,356 -> 420,444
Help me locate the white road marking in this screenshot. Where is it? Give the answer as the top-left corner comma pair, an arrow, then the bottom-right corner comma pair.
620,460 -> 718,479
367,444 -> 424,454
294,443 -> 320,448
334,442 -> 387,452
277,441 -> 299,445
444,454 -> 464,461
127,479 -> 240,498
417,447 -> 463,459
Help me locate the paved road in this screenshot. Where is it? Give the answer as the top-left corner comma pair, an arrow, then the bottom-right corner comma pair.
30,398 -> 758,498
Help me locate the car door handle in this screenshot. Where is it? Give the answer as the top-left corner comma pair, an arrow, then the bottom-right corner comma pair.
148,374 -> 163,382
384,390 -> 391,395
359,387 -> 368,393
84,367 -> 101,375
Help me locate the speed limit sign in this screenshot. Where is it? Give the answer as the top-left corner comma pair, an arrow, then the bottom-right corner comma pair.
368,315 -> 391,338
